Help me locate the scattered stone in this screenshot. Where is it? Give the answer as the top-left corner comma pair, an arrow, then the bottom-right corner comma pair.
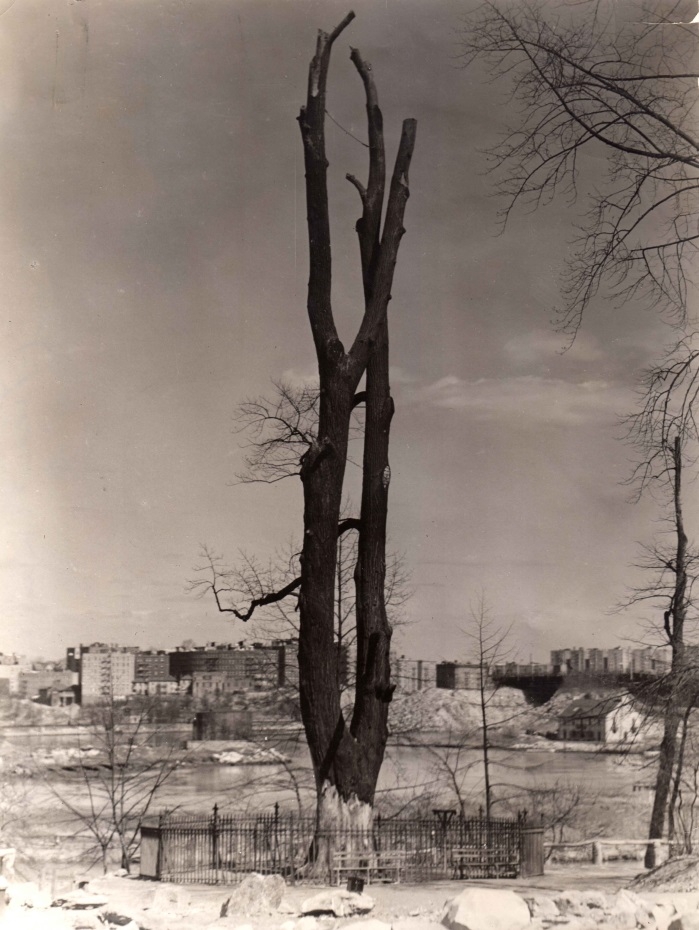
441,888 -> 531,930
219,873 -> 286,917
51,890 -> 108,910
301,890 -> 375,918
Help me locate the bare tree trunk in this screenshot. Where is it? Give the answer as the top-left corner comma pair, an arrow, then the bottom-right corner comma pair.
668,703 -> 693,847
646,436 -> 688,865
295,14 -> 416,852
479,655 -> 492,820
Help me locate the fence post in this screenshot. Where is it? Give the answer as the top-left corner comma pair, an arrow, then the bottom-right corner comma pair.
288,813 -> 295,885
212,804 -> 220,883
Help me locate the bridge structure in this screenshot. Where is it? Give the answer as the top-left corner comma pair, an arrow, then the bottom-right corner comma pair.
490,664 -> 564,705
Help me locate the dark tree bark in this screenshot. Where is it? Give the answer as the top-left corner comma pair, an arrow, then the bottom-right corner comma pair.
191,11 -> 416,849
623,338 -> 699,862
646,435 -> 689,861
295,13 -> 416,839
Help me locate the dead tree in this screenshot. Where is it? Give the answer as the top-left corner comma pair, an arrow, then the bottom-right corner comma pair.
463,592 -> 514,819
194,12 -> 416,841
623,334 -> 699,860
461,0 -> 699,334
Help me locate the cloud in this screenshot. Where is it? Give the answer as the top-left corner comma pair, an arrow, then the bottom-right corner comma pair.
504,329 -> 603,365
279,367 -> 320,389
399,374 -> 630,425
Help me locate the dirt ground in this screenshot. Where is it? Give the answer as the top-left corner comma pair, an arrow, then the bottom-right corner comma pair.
60,861 -> 647,929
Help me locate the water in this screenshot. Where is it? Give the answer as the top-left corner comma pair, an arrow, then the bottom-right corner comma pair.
148,740 -> 654,820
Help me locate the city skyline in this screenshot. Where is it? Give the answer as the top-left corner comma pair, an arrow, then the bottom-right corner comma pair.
1,0 -> 691,662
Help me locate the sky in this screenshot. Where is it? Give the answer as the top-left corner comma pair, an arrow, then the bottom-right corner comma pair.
0,0 -> 692,663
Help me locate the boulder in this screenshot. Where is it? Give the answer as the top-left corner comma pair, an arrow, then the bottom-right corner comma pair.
69,913 -> 104,930
101,912 -> 140,929
652,903 -> 678,930
301,890 -> 375,918
219,873 -> 286,917
441,888 -> 531,930
0,848 -> 15,881
554,890 -> 610,918
149,885 -> 191,915
670,917 -> 699,930
523,895 -> 560,920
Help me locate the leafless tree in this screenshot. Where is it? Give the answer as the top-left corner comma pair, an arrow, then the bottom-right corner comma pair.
463,592 -> 515,819
44,695 -> 184,873
622,333 -> 699,860
192,12 -> 417,849
460,0 -> 699,335
191,527 -> 411,697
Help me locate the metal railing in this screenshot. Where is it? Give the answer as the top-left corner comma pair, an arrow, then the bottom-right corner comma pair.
140,806 -> 544,885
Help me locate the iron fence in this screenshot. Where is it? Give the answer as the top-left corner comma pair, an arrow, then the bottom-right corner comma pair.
141,806 -> 543,884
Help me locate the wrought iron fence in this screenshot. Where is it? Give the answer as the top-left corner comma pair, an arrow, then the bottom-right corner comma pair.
140,805 -> 543,885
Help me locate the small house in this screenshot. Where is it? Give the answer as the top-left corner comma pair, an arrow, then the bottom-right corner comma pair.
557,696 -> 642,743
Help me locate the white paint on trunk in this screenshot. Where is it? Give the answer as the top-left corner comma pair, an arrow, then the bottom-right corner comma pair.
317,781 -> 373,834
307,782 -> 374,879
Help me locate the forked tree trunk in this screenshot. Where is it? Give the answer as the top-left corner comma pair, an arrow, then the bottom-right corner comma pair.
296,11 -> 416,854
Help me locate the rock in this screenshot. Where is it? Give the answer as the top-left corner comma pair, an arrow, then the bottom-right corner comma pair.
70,913 -> 104,930
670,917 -> 699,930
280,921 -> 296,930
441,888 -> 531,930
652,903 -> 678,930
102,912 -> 140,929
51,891 -> 108,910
553,891 -> 610,918
219,873 -> 286,917
301,890 -> 375,918
150,885 -> 191,915
523,895 -> 560,919
0,848 -> 15,881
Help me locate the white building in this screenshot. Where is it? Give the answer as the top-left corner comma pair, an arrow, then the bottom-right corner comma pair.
80,648 -> 136,703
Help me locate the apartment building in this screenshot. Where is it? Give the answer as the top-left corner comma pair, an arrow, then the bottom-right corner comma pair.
80,645 -> 137,703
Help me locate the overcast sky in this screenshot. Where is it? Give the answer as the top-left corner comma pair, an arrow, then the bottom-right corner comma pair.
0,0 -> 690,663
